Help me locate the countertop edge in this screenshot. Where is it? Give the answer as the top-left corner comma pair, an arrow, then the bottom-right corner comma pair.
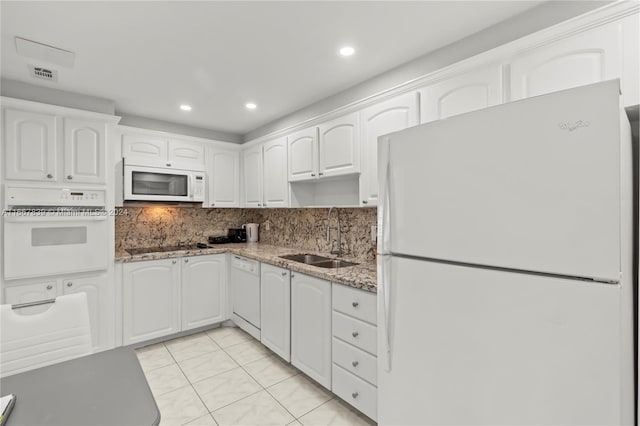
115,243 -> 377,293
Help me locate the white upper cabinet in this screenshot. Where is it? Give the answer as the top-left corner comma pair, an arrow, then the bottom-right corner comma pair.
509,22 -> 622,102
621,14 -> 639,107
420,65 -> 503,123
122,132 -> 204,170
288,127 -> 318,182
168,139 -> 205,169
359,92 -> 420,207
63,118 -> 106,184
207,148 -> 240,208
122,134 -> 167,163
263,137 -> 289,208
243,144 -> 264,207
318,113 -> 360,178
4,109 -> 57,181
4,108 -> 109,184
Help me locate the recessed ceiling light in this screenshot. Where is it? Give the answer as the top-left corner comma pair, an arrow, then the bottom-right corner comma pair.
339,46 -> 355,57
179,104 -> 192,111
245,102 -> 257,110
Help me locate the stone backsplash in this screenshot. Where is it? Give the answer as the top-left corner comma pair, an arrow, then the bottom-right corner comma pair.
115,206 -> 377,260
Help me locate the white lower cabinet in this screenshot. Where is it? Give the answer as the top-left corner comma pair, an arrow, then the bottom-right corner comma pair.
4,273 -> 113,352
181,255 -> 227,330
291,272 -> 332,389
123,258 -> 181,345
260,263 -> 291,361
122,254 -> 226,345
331,283 -> 378,420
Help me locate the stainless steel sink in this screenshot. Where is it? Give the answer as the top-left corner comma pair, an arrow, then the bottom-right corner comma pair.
280,253 -> 332,264
311,259 -> 359,269
279,253 -> 358,269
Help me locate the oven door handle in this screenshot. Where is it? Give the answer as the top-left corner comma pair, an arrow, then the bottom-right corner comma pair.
3,214 -> 108,223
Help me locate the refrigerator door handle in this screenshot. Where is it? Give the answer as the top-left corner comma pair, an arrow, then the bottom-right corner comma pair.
377,137 -> 391,255
379,254 -> 393,372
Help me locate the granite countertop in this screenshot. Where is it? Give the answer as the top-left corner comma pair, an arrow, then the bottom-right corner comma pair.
115,243 -> 377,293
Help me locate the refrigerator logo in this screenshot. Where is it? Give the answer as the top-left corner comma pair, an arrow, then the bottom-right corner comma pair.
558,120 -> 590,132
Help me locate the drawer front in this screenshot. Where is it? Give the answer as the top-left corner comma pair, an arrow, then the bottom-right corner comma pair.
332,311 -> 377,355
332,364 -> 377,421
332,337 -> 377,386
332,283 -> 377,325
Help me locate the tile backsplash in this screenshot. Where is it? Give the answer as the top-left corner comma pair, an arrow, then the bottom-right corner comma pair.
115,206 -> 377,260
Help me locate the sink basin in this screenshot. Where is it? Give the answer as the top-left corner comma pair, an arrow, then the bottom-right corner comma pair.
279,253 -> 358,269
311,259 -> 359,269
280,253 -> 332,264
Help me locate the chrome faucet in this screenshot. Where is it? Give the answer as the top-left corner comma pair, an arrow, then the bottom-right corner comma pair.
326,206 -> 342,256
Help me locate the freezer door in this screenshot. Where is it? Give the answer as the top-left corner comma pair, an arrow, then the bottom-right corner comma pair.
386,80 -> 622,281
377,256 -> 627,425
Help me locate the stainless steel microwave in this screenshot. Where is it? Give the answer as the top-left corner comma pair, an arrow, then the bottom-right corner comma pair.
123,161 -> 205,202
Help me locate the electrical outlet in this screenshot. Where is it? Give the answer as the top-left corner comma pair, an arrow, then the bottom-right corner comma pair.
264,221 -> 270,231
371,225 -> 377,242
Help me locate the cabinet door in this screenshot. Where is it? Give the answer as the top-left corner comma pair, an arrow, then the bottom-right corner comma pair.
181,255 -> 227,330
263,137 -> 289,208
208,149 -> 240,208
63,274 -> 111,352
318,113 -> 359,178
260,263 -> 291,362
420,65 -> 503,123
621,14 -> 639,107
243,145 -> 263,207
123,259 -> 180,345
359,92 -> 419,207
4,109 -> 57,181
122,133 -> 167,164
291,273 -> 331,389
287,127 -> 318,182
63,118 -> 106,184
168,139 -> 205,169
4,281 -> 57,315
510,22 -> 622,101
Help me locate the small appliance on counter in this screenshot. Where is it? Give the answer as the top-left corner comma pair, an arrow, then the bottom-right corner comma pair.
243,223 -> 259,242
208,228 -> 247,244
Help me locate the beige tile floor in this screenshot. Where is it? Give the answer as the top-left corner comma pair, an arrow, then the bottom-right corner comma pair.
136,326 -> 377,426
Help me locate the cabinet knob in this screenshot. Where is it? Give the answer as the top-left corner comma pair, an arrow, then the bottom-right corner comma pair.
66,282 -> 73,287
172,260 -> 177,264
290,274 -> 295,278
318,172 -> 324,176
352,301 -> 359,308
352,331 -> 359,338
211,203 -> 215,207
352,360 -> 359,367
282,271 -> 287,276
67,175 -> 73,180
362,200 -> 368,204
46,285 -> 53,290
166,163 -> 171,167
311,173 -> 316,177
46,173 -> 53,179
263,203 -> 267,207
352,392 -> 359,399
258,203 -> 262,207
184,259 -> 189,263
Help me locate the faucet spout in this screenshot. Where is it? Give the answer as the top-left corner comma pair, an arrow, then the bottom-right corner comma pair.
326,206 -> 342,257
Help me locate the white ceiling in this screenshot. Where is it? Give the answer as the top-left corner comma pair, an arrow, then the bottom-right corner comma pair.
1,1 -> 543,135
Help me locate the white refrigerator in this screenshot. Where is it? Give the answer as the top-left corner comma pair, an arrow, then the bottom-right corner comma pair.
377,80 -> 635,425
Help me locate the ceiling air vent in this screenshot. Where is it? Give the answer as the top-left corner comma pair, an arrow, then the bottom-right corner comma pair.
28,64 -> 58,82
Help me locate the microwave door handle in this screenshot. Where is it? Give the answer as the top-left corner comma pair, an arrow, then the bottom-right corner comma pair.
188,174 -> 193,200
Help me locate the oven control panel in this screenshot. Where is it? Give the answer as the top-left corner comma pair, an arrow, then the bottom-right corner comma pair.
5,186 -> 107,208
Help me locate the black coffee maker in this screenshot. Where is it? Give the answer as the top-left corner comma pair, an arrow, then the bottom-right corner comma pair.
227,228 -> 247,243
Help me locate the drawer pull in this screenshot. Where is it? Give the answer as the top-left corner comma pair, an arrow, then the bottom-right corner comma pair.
46,285 -> 53,290
282,271 -> 287,276
352,360 -> 359,367
352,392 -> 359,399
352,331 -> 359,338
352,301 -> 359,308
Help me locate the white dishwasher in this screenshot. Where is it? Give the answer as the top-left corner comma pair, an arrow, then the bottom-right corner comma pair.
230,255 -> 261,338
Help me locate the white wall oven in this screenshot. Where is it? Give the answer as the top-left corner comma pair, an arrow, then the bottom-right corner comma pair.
3,187 -> 108,280
123,160 -> 205,202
